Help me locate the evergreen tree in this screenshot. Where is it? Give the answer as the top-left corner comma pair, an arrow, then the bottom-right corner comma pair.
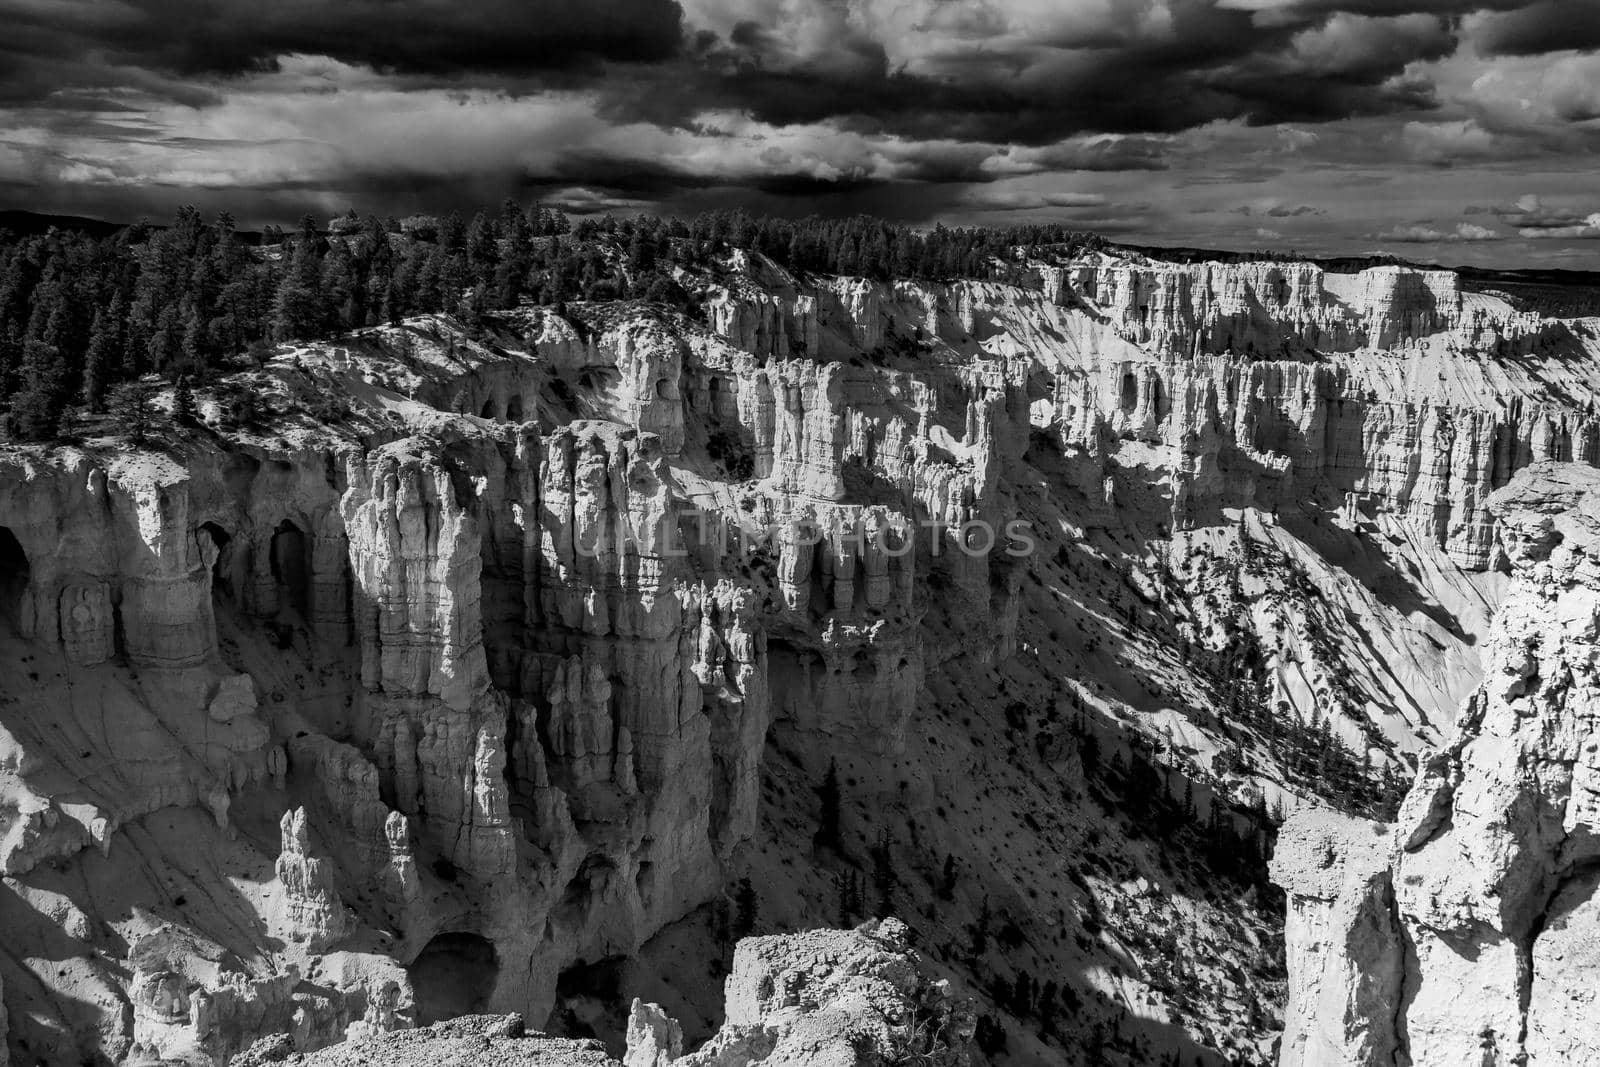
172,375 -> 197,426
272,215 -> 326,340
83,301 -> 119,412
871,831 -> 897,918
110,379 -> 156,445
973,1016 -> 1007,1057
711,897 -> 731,956
1038,979 -> 1059,1035
1011,971 -> 1033,1017
733,878 -> 758,938
814,760 -> 842,851
970,897 -> 991,956
180,303 -> 206,370
12,340 -> 68,440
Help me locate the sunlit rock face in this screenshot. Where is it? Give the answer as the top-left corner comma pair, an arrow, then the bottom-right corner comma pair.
1274,463 -> 1600,1067
229,919 -> 969,1067
4,245 -> 1600,1065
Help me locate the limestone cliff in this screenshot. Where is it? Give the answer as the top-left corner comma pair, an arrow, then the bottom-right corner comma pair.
1273,462 -> 1600,1066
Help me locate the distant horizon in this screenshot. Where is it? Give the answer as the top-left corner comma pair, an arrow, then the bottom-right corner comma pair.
6,204 -> 1596,282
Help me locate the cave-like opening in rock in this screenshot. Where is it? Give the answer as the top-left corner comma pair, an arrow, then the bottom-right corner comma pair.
200,522 -> 234,604
480,398 -> 499,420
0,526 -> 29,632
1120,371 -> 1139,413
548,956 -> 632,1052
506,394 -> 525,422
407,932 -> 499,1025
270,520 -> 310,619
555,856 -> 616,931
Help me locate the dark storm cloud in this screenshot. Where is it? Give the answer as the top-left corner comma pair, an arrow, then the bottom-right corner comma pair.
1220,0 -> 1529,19
638,4 -> 1460,146
4,0 -> 1600,260
0,0 -> 1485,138
1474,0 -> 1600,55
0,0 -> 683,99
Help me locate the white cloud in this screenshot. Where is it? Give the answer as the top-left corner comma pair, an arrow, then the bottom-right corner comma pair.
1373,221 -> 1503,243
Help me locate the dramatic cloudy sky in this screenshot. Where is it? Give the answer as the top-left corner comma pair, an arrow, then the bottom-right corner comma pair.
3,0 -> 1599,265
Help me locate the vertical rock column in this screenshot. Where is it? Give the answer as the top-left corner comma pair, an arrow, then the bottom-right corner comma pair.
341,444 -> 515,880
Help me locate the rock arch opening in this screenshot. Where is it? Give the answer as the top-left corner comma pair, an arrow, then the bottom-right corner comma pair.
1120,371 -> 1139,414
505,394 -> 525,422
549,956 -> 631,1048
200,522 -> 234,603
270,520 -> 310,620
555,856 -> 616,932
407,932 -> 499,1025
0,526 -> 29,632
480,398 -> 499,420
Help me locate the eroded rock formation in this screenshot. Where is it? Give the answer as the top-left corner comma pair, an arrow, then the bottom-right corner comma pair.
1274,462 -> 1600,1066
4,245 -> 1599,1065
232,920 -> 970,1067
627,918 -> 973,1066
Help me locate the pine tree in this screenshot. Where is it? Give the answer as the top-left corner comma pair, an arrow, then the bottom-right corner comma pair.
733,878 -> 758,938
180,304 -> 206,370
938,853 -> 958,901
971,897 -> 991,956
712,897 -> 731,956
272,215 -> 327,340
110,379 -> 156,445
871,831 -> 897,918
11,339 -> 68,441
814,760 -> 842,851
496,199 -> 533,308
1038,979 -> 1059,1035
172,375 -> 197,426
82,297 -> 121,412
1011,971 -> 1033,1017
974,1015 -> 1007,1057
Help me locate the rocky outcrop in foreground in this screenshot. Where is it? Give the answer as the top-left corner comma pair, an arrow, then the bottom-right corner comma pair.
1273,462 -> 1600,1066
235,920 -> 969,1067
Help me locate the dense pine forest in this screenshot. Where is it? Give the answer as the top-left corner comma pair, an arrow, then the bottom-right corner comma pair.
0,205 -> 1106,442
